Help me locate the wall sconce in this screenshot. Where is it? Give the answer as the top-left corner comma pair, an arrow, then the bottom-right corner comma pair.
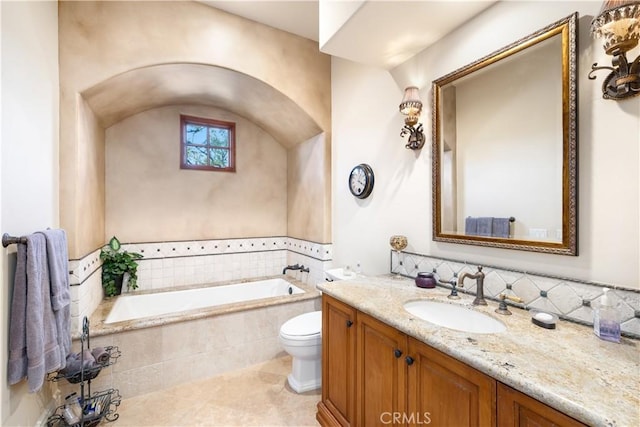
589,0 -> 640,100
399,86 -> 425,150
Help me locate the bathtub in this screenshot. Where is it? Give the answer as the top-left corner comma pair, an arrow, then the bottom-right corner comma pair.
105,278 -> 305,324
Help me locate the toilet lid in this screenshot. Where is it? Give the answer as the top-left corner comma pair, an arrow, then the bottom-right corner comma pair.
281,311 -> 322,337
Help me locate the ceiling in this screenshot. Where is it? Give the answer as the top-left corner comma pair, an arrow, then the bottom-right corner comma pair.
201,0 -> 497,69
200,1 -> 320,41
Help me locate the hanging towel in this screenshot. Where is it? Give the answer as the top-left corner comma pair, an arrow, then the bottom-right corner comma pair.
477,217 -> 493,237
8,234 -> 62,392
492,217 -> 511,238
465,217 -> 478,235
38,229 -> 71,367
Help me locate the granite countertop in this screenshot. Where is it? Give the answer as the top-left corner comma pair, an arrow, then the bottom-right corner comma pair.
318,275 -> 640,427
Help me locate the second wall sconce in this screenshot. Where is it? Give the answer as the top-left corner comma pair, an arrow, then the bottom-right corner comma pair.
399,86 -> 425,150
588,0 -> 640,100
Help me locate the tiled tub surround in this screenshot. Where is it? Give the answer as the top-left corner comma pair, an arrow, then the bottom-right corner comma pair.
392,251 -> 640,338
318,276 -> 639,427
67,236 -> 332,334
56,276 -> 321,400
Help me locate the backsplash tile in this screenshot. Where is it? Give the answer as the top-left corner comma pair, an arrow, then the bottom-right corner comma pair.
392,251 -> 640,338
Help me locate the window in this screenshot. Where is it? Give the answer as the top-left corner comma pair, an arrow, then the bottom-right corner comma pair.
180,115 -> 235,172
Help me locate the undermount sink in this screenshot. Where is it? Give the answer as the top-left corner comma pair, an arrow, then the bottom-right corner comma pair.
403,300 -> 506,334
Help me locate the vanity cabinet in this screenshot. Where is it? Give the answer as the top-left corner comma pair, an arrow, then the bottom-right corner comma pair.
407,337 -> 496,426
317,295 -> 357,427
318,295 -> 587,427
318,295 -> 494,427
356,312 -> 407,426
497,382 -> 586,427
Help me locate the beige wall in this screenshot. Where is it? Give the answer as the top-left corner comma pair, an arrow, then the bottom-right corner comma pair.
59,1 -> 331,257
288,134 -> 332,243
1,1 -> 58,425
106,105 -> 288,242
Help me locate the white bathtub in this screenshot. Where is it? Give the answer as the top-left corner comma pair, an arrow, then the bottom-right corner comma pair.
105,278 -> 304,324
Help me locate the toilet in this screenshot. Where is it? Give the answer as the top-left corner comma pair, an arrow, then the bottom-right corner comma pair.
279,310 -> 322,393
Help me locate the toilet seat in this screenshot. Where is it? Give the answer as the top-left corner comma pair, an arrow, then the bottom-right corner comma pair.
280,311 -> 321,340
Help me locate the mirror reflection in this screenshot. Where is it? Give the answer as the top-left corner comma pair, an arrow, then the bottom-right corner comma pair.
432,13 -> 577,255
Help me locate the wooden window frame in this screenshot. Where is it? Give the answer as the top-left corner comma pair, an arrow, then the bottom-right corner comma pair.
180,115 -> 236,172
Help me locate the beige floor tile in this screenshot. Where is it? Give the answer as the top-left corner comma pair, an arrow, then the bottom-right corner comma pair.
111,355 -> 320,427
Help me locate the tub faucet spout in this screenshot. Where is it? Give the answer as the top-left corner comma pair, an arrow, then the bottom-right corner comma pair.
282,264 -> 301,274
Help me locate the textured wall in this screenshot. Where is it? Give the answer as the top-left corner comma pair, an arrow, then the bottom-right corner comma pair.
288,133 -> 331,243
105,105 -> 287,242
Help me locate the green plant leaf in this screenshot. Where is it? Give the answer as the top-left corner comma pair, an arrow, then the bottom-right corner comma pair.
109,236 -> 121,251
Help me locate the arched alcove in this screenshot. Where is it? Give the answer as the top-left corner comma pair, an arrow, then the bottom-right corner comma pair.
82,63 -> 323,149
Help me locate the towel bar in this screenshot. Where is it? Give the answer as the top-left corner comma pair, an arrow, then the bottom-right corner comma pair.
2,233 -> 27,248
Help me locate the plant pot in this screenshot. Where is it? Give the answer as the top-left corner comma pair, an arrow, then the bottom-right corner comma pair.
113,275 -> 124,296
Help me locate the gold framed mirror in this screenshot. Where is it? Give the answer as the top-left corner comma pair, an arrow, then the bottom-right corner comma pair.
432,13 -> 577,255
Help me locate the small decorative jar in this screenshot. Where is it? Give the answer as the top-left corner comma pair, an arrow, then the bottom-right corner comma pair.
415,272 -> 436,289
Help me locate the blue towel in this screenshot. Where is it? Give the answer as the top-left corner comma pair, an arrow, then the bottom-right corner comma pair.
492,217 -> 511,238
477,217 -> 493,237
465,217 -> 478,235
8,234 -> 62,392
38,229 -> 71,369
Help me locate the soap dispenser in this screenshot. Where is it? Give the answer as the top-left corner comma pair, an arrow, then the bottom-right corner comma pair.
593,287 -> 620,343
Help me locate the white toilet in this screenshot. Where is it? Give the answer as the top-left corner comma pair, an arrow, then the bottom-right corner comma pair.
279,310 -> 322,393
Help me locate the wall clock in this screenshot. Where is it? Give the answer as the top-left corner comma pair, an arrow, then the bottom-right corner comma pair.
348,163 -> 374,199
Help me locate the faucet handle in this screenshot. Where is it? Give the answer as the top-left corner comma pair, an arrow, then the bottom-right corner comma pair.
438,273 -> 460,300
495,293 -> 524,315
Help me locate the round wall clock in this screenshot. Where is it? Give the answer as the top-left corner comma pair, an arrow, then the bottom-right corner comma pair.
348,163 -> 375,199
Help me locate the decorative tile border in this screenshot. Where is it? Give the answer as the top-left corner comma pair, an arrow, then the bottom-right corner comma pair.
68,248 -> 101,285
69,236 -> 332,285
392,251 -> 640,338
286,237 -> 332,261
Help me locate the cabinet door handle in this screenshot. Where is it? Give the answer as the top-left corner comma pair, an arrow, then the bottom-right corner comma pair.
394,349 -> 403,358
346,320 -> 353,328
405,356 -> 415,366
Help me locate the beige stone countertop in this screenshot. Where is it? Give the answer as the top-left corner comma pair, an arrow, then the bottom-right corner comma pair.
318,275 -> 640,427
83,275 -> 320,338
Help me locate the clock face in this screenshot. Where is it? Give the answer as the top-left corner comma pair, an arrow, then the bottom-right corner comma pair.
349,164 -> 374,199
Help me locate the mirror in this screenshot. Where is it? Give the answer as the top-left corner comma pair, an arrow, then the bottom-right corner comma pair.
432,13 -> 577,255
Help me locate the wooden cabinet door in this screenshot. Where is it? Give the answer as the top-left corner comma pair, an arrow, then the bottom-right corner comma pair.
497,382 -> 586,427
357,312 -> 408,427
407,337 -> 496,427
318,295 -> 357,427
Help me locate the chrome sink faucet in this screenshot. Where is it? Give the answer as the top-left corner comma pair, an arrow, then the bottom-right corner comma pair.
458,266 -> 487,306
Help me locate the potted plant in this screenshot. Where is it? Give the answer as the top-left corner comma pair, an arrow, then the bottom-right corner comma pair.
100,236 -> 143,297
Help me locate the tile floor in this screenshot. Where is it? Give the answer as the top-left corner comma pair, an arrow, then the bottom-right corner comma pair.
111,355 -> 320,426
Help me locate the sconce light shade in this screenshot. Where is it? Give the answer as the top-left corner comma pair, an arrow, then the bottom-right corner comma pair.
589,0 -> 640,99
591,0 -> 640,54
399,86 -> 425,150
399,86 -> 422,116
